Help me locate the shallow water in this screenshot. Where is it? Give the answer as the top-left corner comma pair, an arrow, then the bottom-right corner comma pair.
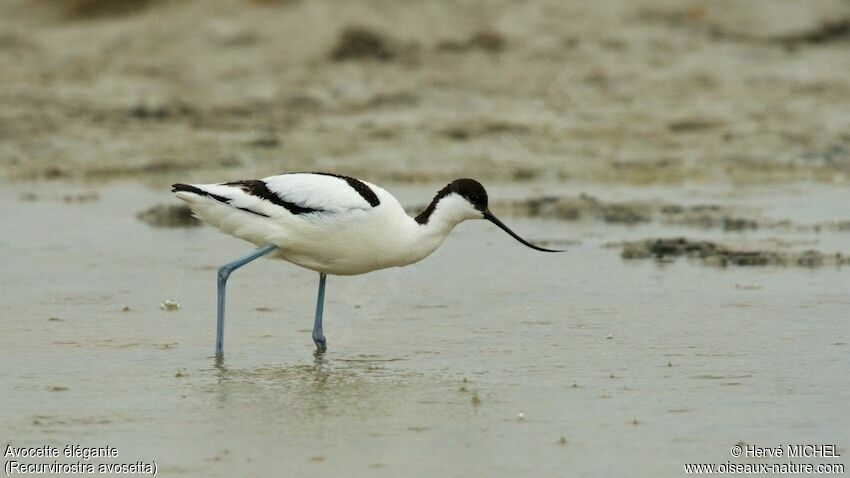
1,182 -> 848,477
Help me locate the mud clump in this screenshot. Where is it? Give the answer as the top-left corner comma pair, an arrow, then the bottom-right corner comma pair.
640,4 -> 849,48
63,192 -> 100,203
667,118 -> 722,133
814,220 -> 850,232
49,0 -> 155,19
490,194 -> 652,224
436,30 -> 506,53
599,203 -> 651,224
662,204 -> 765,231
716,18 -> 850,49
247,130 -> 280,148
719,217 -> 760,231
619,238 -> 849,267
440,119 -> 531,142
774,19 -> 850,46
128,103 -> 195,122
137,204 -> 199,228
330,27 -> 398,62
467,31 -> 506,52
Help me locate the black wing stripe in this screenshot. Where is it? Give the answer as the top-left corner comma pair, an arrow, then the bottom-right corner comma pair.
236,207 -> 270,218
310,172 -> 380,207
172,183 -> 229,203
172,183 -> 270,218
223,180 -> 320,215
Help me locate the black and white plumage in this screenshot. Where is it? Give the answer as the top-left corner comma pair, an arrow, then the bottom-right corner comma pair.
173,172 -> 560,357
174,173 -> 558,276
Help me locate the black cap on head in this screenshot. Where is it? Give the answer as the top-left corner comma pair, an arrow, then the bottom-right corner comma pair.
415,178 -> 488,224
415,177 -> 563,252
445,178 -> 488,211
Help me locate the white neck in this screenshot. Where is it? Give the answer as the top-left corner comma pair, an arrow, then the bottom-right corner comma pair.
404,194 -> 481,264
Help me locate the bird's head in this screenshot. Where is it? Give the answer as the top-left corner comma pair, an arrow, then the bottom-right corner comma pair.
416,178 -> 563,252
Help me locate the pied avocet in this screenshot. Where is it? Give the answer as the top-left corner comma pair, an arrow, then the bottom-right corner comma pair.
172,173 -> 561,358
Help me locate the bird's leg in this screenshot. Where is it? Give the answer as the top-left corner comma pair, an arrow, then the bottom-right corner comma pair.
216,244 -> 277,358
312,273 -> 328,354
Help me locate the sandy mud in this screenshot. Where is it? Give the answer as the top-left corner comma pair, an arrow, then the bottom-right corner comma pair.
617,237 -> 849,267
1,0 -> 848,184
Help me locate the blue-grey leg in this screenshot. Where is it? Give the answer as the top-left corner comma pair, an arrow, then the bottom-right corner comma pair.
312,273 -> 328,354
216,244 -> 277,358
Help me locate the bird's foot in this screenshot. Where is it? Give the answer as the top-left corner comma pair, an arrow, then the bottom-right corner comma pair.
313,335 -> 327,354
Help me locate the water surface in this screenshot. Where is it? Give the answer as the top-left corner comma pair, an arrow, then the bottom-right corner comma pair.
1,182 -> 848,476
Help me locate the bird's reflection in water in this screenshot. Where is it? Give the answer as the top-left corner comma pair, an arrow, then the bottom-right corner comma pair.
205,354 -> 415,420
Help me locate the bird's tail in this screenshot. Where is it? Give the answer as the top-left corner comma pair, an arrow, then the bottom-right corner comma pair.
172,183 -> 229,204
172,183 -> 202,195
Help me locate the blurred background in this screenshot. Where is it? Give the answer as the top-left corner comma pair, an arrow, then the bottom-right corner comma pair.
2,0 -> 847,185
1,2 -> 849,477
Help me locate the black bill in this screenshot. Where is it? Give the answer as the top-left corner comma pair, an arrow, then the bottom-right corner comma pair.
482,210 -> 564,252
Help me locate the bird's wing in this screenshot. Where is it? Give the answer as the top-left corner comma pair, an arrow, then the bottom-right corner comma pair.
263,173 -> 380,212
172,173 -> 380,218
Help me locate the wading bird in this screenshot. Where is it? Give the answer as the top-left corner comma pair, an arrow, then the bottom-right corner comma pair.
172,173 -> 561,358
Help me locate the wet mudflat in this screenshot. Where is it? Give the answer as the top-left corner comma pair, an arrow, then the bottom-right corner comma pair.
1,181 -> 848,477
3,1 -> 849,185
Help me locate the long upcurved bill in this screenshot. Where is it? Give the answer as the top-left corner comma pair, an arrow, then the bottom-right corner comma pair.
482,211 -> 564,252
